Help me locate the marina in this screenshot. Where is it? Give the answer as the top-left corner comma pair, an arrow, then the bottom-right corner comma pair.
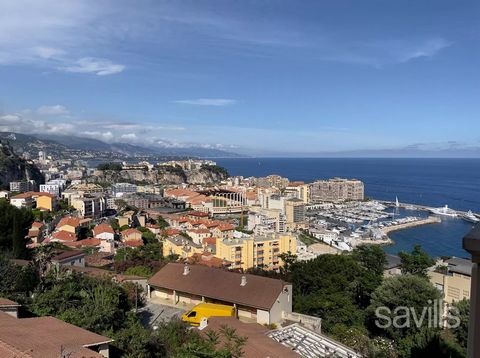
305,198 -> 478,255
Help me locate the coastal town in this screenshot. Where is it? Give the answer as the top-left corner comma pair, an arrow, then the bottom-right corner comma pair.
0,145 -> 478,357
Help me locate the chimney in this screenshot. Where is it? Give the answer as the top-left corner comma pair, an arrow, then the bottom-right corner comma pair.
183,263 -> 190,276
240,275 -> 247,286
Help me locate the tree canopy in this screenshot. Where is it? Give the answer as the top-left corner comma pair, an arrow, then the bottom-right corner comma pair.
399,245 -> 435,277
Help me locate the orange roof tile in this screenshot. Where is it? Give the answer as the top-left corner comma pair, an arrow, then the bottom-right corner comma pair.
124,240 -> 144,247
57,217 -> 81,229
51,231 -> 77,242
93,223 -> 115,236
121,228 -> 141,237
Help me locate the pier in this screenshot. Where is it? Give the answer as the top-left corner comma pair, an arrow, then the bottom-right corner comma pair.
379,200 -> 479,217
381,216 -> 441,235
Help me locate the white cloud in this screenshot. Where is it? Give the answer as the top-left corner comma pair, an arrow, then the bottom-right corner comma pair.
174,98 -> 237,106
0,1 -> 125,75
120,133 -> 137,140
32,46 -> 65,59
0,114 -> 21,122
37,105 -> 69,115
321,37 -> 452,67
62,57 -> 125,76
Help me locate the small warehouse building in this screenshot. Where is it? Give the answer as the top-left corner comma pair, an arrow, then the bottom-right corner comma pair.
147,263 -> 292,325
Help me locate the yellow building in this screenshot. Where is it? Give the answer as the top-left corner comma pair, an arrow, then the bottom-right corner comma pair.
429,257 -> 472,305
215,233 -> 296,271
35,193 -> 57,211
163,235 -> 204,259
284,198 -> 306,230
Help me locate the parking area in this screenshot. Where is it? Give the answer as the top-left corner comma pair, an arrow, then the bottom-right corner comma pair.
138,301 -> 187,327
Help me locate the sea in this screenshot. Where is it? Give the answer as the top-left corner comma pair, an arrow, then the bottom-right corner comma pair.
216,158 -> 480,259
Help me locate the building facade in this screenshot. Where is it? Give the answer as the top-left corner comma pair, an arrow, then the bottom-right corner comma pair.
216,233 -> 296,271
309,178 -> 364,203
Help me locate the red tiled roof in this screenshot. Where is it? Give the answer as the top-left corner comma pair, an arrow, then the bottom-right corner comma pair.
52,250 -> 84,262
202,237 -> 217,246
216,224 -> 235,231
121,228 -> 141,237
124,240 -> 144,248
205,317 -> 299,358
187,252 -> 229,268
0,298 -> 20,307
148,263 -> 290,310
57,217 -> 81,229
187,228 -> 211,234
163,228 -> 182,236
187,211 -> 209,217
93,223 -> 114,236
51,231 -> 77,242
31,222 -> 43,228
11,192 -> 34,199
0,315 -> 112,358
65,238 -> 101,248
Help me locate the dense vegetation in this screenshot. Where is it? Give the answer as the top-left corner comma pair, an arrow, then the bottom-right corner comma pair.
97,162 -> 123,171
0,246 -> 246,357
201,164 -> 229,178
0,199 -> 34,259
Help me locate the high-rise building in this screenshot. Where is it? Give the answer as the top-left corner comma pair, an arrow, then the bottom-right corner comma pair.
284,198 -> 306,229
309,178 -> 364,203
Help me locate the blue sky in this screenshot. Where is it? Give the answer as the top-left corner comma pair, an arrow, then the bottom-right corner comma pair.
0,0 -> 479,156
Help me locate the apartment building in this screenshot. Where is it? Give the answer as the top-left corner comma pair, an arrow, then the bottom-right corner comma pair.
284,198 -> 306,230
71,195 -> 106,218
429,257 -> 472,305
163,235 -> 204,258
9,180 -> 36,193
284,182 -> 310,203
309,178 -> 364,203
111,182 -> 137,197
216,233 -> 296,271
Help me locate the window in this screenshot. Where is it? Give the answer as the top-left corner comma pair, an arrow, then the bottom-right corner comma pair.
188,311 -> 197,317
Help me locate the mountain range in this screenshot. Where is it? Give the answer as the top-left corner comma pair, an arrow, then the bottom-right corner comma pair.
0,132 -> 240,158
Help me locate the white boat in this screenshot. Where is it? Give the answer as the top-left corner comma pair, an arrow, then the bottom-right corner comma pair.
461,210 -> 480,223
429,205 -> 457,217
395,196 -> 400,208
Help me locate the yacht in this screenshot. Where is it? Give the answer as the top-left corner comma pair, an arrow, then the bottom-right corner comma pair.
429,205 -> 457,217
461,210 -> 480,223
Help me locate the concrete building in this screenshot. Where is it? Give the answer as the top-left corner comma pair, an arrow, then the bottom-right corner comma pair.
10,192 -> 34,209
216,232 -> 296,271
428,257 -> 472,305
147,263 -> 293,325
309,178 -> 364,203
248,208 -> 285,234
111,182 -> 137,197
163,235 -> 204,259
71,195 -> 106,218
284,198 -> 306,230
51,250 -> 86,268
39,182 -> 64,197
9,180 -> 36,193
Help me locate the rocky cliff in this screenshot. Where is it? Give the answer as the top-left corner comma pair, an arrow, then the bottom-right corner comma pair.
89,165 -> 228,186
0,142 -> 44,189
